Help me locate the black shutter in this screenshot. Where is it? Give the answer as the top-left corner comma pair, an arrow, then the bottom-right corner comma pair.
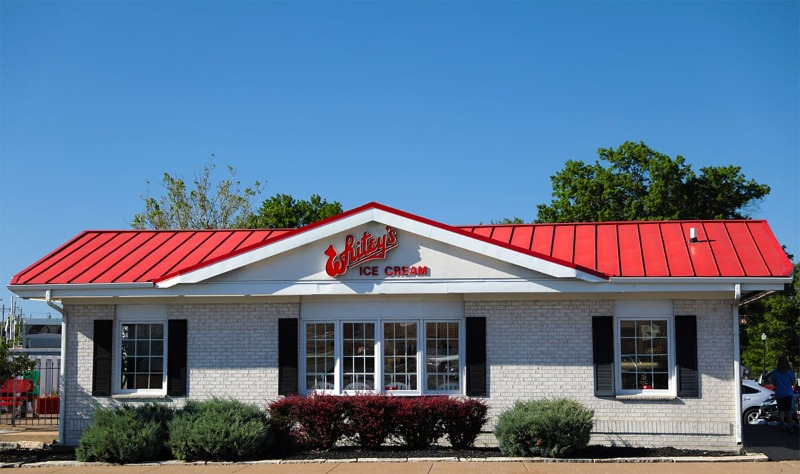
278,319 -> 299,396
592,316 -> 615,396
675,315 -> 699,398
92,320 -> 113,396
466,317 -> 487,397
167,320 -> 188,397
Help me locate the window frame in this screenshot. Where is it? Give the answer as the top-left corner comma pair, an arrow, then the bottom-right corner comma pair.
300,318 -> 464,396
114,305 -> 169,396
614,316 -> 676,397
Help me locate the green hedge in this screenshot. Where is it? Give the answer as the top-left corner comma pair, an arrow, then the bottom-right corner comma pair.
168,398 -> 271,461
76,403 -> 173,464
494,398 -> 594,458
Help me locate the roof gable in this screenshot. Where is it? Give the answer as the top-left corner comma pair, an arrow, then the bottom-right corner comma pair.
155,202 -> 605,287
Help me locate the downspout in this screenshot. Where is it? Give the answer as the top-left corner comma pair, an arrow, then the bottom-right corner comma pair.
733,284 -> 743,445
45,290 -> 66,446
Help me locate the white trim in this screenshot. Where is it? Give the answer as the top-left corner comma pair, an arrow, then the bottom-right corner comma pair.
155,208 -> 605,288
114,313 -> 168,396
614,301 -> 677,397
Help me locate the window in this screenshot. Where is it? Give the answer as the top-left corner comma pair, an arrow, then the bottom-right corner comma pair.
301,320 -> 462,395
384,322 -> 417,391
426,322 -> 460,392
343,322 -> 375,390
592,312 -> 697,398
305,323 -> 335,390
120,322 -> 166,392
618,319 -> 670,392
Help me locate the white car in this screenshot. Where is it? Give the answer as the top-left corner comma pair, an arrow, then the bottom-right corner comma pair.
742,379 -> 774,424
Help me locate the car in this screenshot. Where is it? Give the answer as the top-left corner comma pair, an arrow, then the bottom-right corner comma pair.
742,379 -> 774,424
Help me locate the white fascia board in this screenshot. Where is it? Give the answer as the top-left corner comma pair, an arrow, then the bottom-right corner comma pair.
158,207 -> 601,288
7,283 -> 155,300
374,209 -> 602,282
157,210 -> 379,288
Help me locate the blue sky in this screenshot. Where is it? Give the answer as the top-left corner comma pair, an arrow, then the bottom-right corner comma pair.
1,1 -> 798,317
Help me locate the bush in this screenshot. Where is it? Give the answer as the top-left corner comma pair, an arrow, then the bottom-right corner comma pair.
292,394 -> 348,449
442,397 -> 489,449
267,395 -> 305,450
393,396 -> 449,449
76,403 -> 173,464
343,394 -> 399,448
494,398 -> 594,458
168,398 -> 270,461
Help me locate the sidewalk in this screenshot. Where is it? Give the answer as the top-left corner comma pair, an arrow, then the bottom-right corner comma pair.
1,459 -> 799,474
2,426 -> 798,473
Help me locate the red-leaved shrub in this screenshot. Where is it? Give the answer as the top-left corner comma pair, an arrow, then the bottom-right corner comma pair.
267,396 -> 304,449
442,397 -> 488,449
343,394 -> 399,448
393,396 -> 449,449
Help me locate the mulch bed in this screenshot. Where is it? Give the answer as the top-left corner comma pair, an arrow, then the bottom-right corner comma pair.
0,444 -> 740,464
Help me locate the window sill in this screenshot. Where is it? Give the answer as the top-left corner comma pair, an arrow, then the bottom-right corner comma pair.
615,394 -> 678,401
112,393 -> 168,400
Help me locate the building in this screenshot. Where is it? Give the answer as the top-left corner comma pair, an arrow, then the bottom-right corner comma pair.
8,202 -> 793,449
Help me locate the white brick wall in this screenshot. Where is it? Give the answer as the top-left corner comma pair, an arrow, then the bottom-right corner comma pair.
62,298 -> 737,450
62,302 -> 299,446
467,298 -> 738,450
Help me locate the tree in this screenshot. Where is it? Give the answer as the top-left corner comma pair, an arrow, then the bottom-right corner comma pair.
0,335 -> 36,383
535,141 -> 770,223
740,261 -> 800,379
132,162 -> 263,230
246,194 -> 343,229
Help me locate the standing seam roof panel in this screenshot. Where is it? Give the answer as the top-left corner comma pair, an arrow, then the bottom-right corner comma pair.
573,225 -> 597,270
77,233 -> 156,283
17,232 -> 113,284
749,221 -> 794,277
98,232 -> 166,283
595,225 -> 620,276
509,226 -> 534,250
551,226 -> 575,263
530,226 -> 555,256
618,224 -> 645,277
52,233 -> 135,284
705,223 -> 744,277
727,222 -> 770,276
639,223 -> 670,277
682,223 -> 719,277
489,227 -> 514,245
660,223 -> 695,277
116,232 -> 185,283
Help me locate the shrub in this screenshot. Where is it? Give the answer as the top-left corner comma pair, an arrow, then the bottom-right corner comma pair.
393,396 -> 449,449
267,395 -> 305,450
442,397 -> 489,449
291,394 -> 347,449
494,398 -> 594,458
343,394 -> 399,448
76,403 -> 173,463
168,398 -> 270,461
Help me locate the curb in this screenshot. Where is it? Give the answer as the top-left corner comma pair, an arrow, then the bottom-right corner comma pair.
0,453 -> 770,468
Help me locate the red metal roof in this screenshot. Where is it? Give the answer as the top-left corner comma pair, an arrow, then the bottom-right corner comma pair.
458,220 -> 793,278
9,203 -> 793,286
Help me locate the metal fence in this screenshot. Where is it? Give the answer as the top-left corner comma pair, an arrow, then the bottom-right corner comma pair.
1,355 -> 61,428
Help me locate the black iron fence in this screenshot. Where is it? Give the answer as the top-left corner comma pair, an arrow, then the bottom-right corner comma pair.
1,355 -> 61,427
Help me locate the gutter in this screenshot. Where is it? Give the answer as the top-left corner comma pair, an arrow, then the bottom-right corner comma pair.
45,290 -> 67,447
733,284 -> 743,445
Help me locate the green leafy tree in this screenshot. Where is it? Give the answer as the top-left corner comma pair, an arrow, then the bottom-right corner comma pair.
247,194 -> 343,229
536,141 -> 770,223
740,261 -> 800,379
0,335 -> 36,383
132,162 -> 263,230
